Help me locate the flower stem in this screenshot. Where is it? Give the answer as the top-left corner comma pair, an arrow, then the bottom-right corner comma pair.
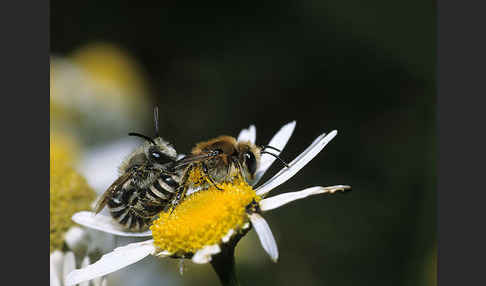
210,227 -> 251,286
210,244 -> 239,286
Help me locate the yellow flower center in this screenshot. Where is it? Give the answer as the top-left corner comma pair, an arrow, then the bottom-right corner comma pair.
150,179 -> 261,256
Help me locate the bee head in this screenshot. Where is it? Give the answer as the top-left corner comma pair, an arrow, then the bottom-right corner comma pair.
128,106 -> 177,166
147,139 -> 177,165
127,133 -> 177,167
236,142 -> 261,179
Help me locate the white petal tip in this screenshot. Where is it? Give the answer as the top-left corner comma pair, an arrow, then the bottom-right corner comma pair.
66,240 -> 155,285
237,124 -> 257,144
155,250 -> 173,257
259,185 -> 351,212
330,185 -> 351,192
221,229 -> 235,243
192,244 -> 221,264
248,213 -> 279,263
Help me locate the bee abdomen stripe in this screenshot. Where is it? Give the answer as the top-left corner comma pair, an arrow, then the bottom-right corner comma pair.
149,185 -> 168,200
145,191 -> 161,203
157,178 -> 176,193
116,209 -> 129,222
124,215 -> 133,227
128,190 -> 139,203
161,175 -> 179,189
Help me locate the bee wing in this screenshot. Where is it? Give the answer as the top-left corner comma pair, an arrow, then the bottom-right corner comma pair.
94,172 -> 134,213
171,152 -> 219,169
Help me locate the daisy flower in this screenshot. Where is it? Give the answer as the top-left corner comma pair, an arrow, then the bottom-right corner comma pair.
66,122 -> 350,286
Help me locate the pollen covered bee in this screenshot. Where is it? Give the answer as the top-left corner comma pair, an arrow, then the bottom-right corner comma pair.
94,107 -> 182,231
169,134 -> 287,205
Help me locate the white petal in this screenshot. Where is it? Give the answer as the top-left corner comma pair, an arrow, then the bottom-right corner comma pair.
63,252 -> 76,285
256,130 -> 337,196
79,257 -> 91,286
72,211 -> 152,237
64,226 -> 89,255
248,213 -> 279,262
50,251 -> 63,286
65,240 -> 155,286
237,124 -> 256,144
252,121 -> 296,186
154,249 -> 173,257
259,185 -> 351,212
221,229 -> 235,243
191,244 -> 221,264
92,275 -> 103,286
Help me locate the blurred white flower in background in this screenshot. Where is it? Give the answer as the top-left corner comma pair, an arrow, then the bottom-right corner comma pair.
50,42 -> 152,146
50,133 -> 112,286
51,42 -> 179,286
50,227 -> 110,286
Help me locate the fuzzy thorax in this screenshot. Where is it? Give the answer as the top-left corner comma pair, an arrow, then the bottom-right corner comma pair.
150,178 -> 261,256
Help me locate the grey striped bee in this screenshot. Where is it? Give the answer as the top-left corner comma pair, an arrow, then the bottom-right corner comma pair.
94,107 -> 183,231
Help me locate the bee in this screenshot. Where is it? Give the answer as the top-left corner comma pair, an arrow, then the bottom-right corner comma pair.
94,107 -> 182,231
169,134 -> 288,205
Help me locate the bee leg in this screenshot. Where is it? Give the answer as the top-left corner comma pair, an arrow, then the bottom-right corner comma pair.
169,165 -> 194,215
201,162 -> 223,191
169,184 -> 189,215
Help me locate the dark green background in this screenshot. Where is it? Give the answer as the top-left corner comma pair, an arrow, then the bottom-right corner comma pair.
51,2 -> 436,285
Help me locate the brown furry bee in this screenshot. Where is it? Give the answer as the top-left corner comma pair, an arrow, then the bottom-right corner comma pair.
94,107 -> 183,231
169,135 -> 287,205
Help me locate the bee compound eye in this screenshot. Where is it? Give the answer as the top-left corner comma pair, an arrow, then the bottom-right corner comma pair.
150,150 -> 172,164
244,152 -> 257,176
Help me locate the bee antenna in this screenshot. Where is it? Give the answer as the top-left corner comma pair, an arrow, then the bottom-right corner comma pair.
153,106 -> 159,137
128,132 -> 156,145
261,145 -> 282,152
260,151 -> 290,168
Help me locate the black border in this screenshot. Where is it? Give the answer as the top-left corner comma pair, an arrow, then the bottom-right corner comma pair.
3,0 -> 48,283
439,0 -> 486,285
10,0 -> 484,284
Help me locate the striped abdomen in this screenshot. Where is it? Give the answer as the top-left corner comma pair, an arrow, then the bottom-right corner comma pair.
107,174 -> 180,231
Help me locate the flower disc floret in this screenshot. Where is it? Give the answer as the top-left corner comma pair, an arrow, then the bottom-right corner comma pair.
150,179 -> 261,255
